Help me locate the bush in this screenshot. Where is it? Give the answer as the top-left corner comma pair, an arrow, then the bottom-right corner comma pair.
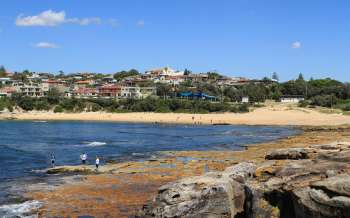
238,103 -> 249,112
91,103 -> 102,112
310,95 -> 338,107
34,99 -> 50,111
339,104 -> 350,111
0,97 -> 13,112
155,105 -> 171,113
18,97 -> 35,111
298,100 -> 309,108
54,105 -> 64,113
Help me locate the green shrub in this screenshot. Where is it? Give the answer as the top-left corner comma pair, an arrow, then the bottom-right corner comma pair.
298,100 -> 309,108
34,99 -> 50,111
340,104 -> 350,111
238,103 -> 249,112
18,97 -> 35,111
91,103 -> 102,112
310,95 -> 338,107
54,105 -> 64,113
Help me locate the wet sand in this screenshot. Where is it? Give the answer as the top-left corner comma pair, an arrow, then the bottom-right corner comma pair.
24,126 -> 350,217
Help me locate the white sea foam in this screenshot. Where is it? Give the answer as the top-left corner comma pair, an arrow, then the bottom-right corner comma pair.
85,141 -> 107,147
132,152 -> 144,156
0,200 -> 42,218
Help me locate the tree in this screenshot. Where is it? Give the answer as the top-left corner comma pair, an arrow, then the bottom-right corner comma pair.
47,88 -> 61,105
207,71 -> 222,80
272,72 -> 279,81
13,72 -> 29,83
184,69 -> 192,75
156,83 -> 172,99
297,73 -> 304,81
58,71 -> 65,78
0,66 -> 6,77
18,97 -> 35,111
113,69 -> 140,81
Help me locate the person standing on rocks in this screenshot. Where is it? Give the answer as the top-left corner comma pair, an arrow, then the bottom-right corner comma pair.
80,153 -> 87,165
95,156 -> 100,170
50,153 -> 56,168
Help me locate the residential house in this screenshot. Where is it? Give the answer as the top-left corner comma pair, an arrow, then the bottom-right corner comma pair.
279,95 -> 305,103
74,80 -> 94,89
145,67 -> 184,77
42,79 -> 69,94
74,88 -> 99,98
0,87 -> 17,97
241,96 -> 249,103
184,73 -> 209,83
102,75 -> 116,84
13,82 -> 45,97
0,77 -> 13,86
99,85 -> 121,98
119,86 -> 156,99
217,76 -> 250,87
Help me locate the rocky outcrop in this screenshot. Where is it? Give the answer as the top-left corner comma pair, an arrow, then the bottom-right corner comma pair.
140,162 -> 256,218
265,148 -> 309,160
140,142 -> 350,218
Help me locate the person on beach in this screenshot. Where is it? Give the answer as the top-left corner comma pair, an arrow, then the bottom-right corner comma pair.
95,156 -> 100,170
50,154 -> 56,168
80,153 -> 87,165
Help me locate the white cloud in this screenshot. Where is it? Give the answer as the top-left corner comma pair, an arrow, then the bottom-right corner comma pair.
16,10 -> 101,27
67,17 -> 101,26
34,42 -> 60,49
136,20 -> 145,27
16,10 -> 65,26
291,41 -> 301,49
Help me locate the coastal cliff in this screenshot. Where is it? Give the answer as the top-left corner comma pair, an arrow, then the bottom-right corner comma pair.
139,142 -> 350,218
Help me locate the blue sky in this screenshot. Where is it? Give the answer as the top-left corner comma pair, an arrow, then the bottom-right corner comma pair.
0,0 -> 349,81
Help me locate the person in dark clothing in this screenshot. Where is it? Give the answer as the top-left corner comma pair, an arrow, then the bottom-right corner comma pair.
50,154 -> 56,168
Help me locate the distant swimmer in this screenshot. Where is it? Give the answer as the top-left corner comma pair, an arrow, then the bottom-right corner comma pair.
80,153 -> 87,165
95,156 -> 100,170
50,154 -> 56,168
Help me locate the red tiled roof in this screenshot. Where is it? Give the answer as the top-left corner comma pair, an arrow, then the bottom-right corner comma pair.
75,80 -> 91,84
0,87 -> 16,93
74,88 -> 98,94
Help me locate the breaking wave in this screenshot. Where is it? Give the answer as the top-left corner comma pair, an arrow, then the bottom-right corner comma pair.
85,141 -> 107,147
0,200 -> 42,218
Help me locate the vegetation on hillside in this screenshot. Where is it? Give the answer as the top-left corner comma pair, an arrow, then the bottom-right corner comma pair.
0,93 -> 249,114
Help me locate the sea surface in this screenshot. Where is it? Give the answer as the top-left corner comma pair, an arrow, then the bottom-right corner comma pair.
0,120 -> 300,216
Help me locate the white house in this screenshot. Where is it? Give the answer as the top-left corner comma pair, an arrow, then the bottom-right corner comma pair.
280,95 -> 305,103
241,96 -> 249,103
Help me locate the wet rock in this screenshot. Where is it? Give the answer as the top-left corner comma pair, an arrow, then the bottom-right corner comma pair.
46,166 -> 95,174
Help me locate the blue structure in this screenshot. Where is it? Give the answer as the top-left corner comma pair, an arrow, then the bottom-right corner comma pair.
178,92 -> 217,101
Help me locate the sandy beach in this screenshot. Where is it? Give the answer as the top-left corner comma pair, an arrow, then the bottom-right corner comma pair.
1,103 -> 350,126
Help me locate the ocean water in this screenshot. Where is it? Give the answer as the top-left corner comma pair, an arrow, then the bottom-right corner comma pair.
0,120 -> 300,214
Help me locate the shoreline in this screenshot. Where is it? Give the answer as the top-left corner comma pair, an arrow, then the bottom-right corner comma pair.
21,125 -> 350,217
1,103 -> 350,126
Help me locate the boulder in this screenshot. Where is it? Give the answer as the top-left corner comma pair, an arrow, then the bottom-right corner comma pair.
265,148 -> 309,160
140,162 -> 256,218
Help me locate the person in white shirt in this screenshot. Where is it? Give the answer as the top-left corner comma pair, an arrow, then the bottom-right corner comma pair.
80,153 -> 87,165
95,156 -> 100,170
